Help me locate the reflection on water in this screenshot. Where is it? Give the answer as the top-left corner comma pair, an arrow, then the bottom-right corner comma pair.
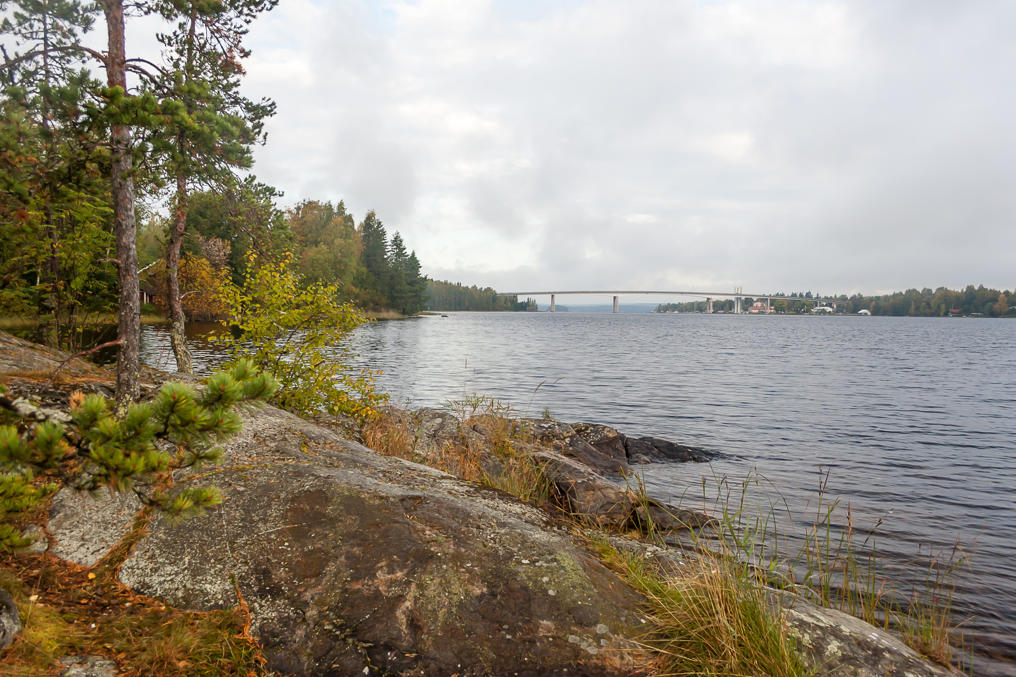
142,313 -> 1016,676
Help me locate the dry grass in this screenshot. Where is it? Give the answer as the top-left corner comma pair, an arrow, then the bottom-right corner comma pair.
590,535 -> 810,677
0,512 -> 268,676
361,401 -> 555,507
360,408 -> 415,459
364,309 -> 408,320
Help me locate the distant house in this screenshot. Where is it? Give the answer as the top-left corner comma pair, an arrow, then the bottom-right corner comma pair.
140,279 -> 158,306
857,309 -> 871,316
811,305 -> 834,313
749,301 -> 769,314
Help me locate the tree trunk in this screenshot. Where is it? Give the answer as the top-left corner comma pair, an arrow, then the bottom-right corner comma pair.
166,172 -> 193,373
102,0 -> 141,407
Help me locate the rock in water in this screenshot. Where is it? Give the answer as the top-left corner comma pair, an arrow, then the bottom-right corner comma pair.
117,406 -> 646,676
625,436 -> 715,464
530,420 -> 631,476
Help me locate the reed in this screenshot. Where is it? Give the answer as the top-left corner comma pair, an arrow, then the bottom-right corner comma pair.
662,466 -> 967,670
589,534 -> 811,676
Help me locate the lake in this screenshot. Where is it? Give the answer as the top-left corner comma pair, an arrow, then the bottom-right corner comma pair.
141,312 -> 1016,675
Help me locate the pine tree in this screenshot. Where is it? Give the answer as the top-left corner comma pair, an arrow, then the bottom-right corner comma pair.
0,1 -> 113,345
150,0 -> 276,375
386,232 -> 410,313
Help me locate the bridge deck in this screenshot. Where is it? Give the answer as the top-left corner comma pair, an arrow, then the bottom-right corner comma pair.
498,290 -> 826,301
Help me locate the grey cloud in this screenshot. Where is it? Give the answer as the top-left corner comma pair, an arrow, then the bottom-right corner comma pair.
231,0 -> 1015,294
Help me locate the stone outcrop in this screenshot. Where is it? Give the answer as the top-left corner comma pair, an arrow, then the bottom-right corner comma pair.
409,409 -> 714,536
780,596 -> 959,677
54,405 -> 647,676
527,418 -> 717,475
624,436 -> 715,464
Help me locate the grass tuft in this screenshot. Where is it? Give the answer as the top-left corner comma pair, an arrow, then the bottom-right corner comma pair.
589,535 -> 810,677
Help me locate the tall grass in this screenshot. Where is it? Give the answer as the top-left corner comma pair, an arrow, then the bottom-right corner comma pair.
589,535 -> 811,677
665,466 -> 967,670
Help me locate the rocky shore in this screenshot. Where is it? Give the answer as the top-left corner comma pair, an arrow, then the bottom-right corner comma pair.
0,330 -> 961,676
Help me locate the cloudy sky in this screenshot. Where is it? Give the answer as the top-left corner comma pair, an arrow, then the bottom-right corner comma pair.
149,0 -> 1016,295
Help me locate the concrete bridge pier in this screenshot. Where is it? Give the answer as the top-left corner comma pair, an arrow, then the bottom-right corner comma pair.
612,295 -> 619,313
550,294 -> 556,312
706,297 -> 713,313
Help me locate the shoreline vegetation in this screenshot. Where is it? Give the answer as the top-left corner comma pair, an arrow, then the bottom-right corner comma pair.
655,284 -> 1014,317
0,332 -> 966,675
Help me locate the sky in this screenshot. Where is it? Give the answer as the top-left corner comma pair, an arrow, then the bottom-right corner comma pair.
133,0 -> 1015,296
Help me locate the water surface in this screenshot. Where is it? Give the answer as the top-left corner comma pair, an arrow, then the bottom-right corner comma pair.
142,313 -> 1016,675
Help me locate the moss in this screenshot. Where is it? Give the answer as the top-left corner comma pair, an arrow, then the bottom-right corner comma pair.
512,550 -> 599,610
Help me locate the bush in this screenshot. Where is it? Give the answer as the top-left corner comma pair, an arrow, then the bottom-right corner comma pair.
214,252 -> 387,421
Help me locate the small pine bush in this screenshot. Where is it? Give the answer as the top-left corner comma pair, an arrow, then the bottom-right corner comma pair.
0,360 -> 276,550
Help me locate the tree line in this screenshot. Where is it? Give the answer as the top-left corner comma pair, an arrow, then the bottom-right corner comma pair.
139,194 -> 429,319
655,285 -> 1014,317
426,280 -> 535,312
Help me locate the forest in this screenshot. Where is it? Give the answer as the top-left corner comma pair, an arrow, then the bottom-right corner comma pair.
656,285 -> 1015,317
426,280 -> 535,312
0,0 -> 429,386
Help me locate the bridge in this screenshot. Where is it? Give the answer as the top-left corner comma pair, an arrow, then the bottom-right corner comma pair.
497,289 -> 831,313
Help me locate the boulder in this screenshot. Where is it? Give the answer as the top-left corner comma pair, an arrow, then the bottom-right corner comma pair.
533,451 -> 632,529
533,451 -> 713,535
625,436 -> 715,464
529,420 -> 630,476
572,422 -> 631,475
779,594 -> 959,676
115,405 -> 647,676
0,589 -> 20,651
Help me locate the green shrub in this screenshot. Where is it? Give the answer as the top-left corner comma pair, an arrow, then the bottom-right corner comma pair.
0,360 -> 276,550
214,252 -> 387,421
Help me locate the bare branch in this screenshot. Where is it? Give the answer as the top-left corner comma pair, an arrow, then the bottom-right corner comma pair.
125,56 -> 167,76
50,339 -> 121,382
138,259 -> 159,275
2,44 -> 106,69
